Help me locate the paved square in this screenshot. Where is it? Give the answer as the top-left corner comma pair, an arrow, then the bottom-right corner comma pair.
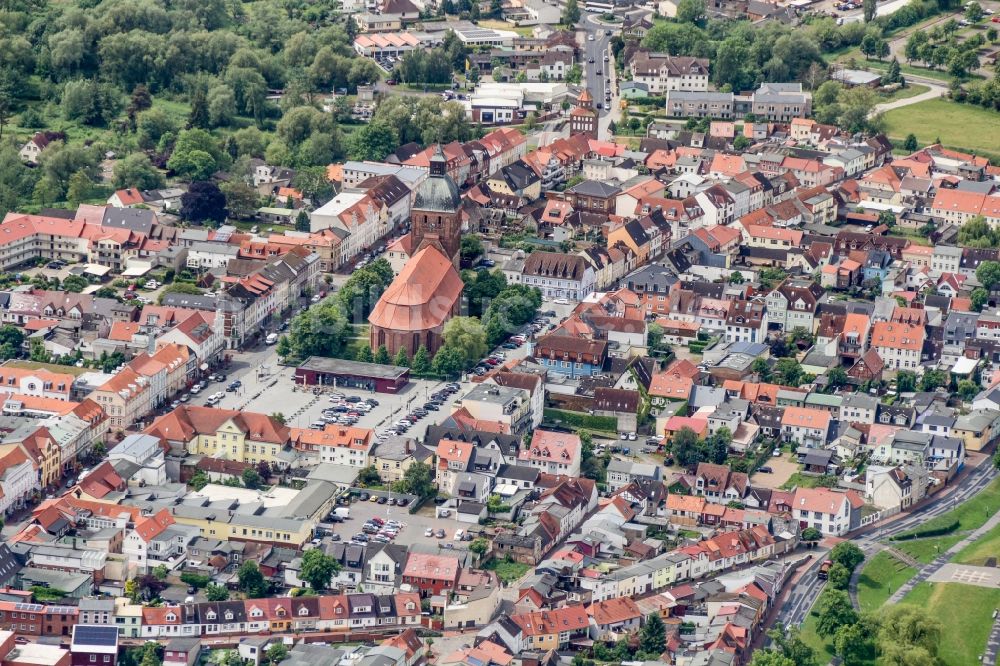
928,563 -> 1000,588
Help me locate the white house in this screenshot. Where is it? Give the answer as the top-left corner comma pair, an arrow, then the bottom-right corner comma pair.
790,487 -> 862,536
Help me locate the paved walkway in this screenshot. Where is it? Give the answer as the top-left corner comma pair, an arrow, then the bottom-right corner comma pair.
870,82 -> 946,117
888,508 -> 1000,604
985,614 -> 1000,664
928,563 -> 1000,588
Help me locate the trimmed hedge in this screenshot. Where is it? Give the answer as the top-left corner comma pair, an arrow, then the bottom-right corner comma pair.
891,520 -> 960,541
543,408 -> 617,432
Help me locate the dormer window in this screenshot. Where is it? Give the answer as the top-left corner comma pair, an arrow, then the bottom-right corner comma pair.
206,611 -> 216,620
224,611 -> 233,621
298,607 -> 309,616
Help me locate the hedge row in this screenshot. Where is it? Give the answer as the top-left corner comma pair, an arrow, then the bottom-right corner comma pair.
890,520 -> 960,541
543,408 -> 617,432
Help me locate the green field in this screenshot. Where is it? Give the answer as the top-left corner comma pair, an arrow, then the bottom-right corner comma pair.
484,558 -> 531,583
882,99 -> 1000,157
896,478 -> 1000,539
901,582 -> 1000,666
895,534 -> 965,564
856,551 -> 918,611
955,521 -> 1000,567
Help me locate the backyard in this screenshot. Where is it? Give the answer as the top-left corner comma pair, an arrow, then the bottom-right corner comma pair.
484,557 -> 531,583
882,98 -> 1000,158
856,551 -> 918,611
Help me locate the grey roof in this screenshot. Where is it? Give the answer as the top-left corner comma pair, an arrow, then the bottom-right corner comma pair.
413,158 -> 461,213
569,180 -> 622,198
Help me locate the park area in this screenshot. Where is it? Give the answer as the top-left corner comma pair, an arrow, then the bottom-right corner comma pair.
882,98 -> 1000,158
900,582 -> 1000,666
856,551 -> 918,611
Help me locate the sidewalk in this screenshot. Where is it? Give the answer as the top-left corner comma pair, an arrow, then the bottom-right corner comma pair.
887,506 -> 1000,604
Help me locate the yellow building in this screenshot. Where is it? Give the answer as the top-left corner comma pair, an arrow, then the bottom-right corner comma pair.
144,405 -> 294,468
953,410 -> 1000,452
170,504 -> 313,548
5,426 -> 62,489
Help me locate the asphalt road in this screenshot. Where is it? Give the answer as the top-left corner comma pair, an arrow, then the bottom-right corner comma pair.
581,17 -> 614,118
772,458 -> 998,630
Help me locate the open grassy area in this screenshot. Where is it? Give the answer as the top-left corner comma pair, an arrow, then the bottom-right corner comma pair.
896,477 -> 1000,539
797,612 -> 837,665
857,551 -> 918,611
955,521 -> 1000,567
901,582 -> 1000,666
484,558 -> 531,583
3,359 -> 92,377
878,83 -> 931,103
476,18 -> 535,37
780,472 -> 837,490
895,534 -> 966,564
888,227 -> 932,246
882,99 -> 1000,158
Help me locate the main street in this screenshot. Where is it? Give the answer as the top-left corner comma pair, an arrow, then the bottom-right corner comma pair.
580,14 -> 623,139
771,456 -> 998,630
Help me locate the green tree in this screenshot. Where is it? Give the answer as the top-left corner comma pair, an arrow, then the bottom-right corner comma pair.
748,653 -> 795,666
356,345 -> 374,363
958,379 -> 979,401
300,547 -> 341,590
114,153 -> 165,190
411,345 -> 432,376
827,562 -> 851,590
138,642 -> 161,666
461,236 -> 485,263
393,347 -> 409,367
815,589 -> 858,637
705,427 -> 731,465
241,468 -> 262,489
561,0 -> 580,25
432,346 -> 466,378
295,210 -> 311,232
977,260 -> 1000,289
639,613 -> 666,656
205,583 -> 229,601
960,216 -> 1000,249
152,564 -> 169,580
265,644 -> 288,666
672,426 -> 704,468
358,466 -> 381,486
220,181 -> 259,220
827,366 -> 848,389
66,169 -> 95,205
774,358 -> 805,386
394,461 -> 435,498
896,370 -> 918,392
676,0 -> 705,23
903,133 -> 918,151
765,624 -> 815,666
919,368 -> 949,391
834,616 -> 878,665
972,287 -> 990,312
863,0 -> 876,21
801,527 -> 822,543
966,1 -> 984,21
349,121 -> 399,161
374,344 -> 391,365
830,541 -> 865,571
876,604 -> 941,659
441,316 -> 487,368
237,560 -> 268,598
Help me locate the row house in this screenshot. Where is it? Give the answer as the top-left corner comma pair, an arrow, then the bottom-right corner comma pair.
630,53 -> 710,94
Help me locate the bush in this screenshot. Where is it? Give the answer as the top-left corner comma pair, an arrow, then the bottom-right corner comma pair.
180,572 -> 211,588
543,408 -> 617,432
891,520 -> 960,541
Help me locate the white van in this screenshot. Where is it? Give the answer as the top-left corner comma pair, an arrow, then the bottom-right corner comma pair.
265,333 -> 279,345
454,529 -> 464,541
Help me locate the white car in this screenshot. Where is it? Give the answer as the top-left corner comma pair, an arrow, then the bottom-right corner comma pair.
553,298 -> 569,305
424,528 -> 434,537
454,529 -> 464,540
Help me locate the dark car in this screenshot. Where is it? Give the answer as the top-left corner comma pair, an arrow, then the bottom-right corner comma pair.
345,395 -> 362,403
377,496 -> 388,504
759,466 -> 774,474
424,403 -> 440,411
359,492 -> 370,501
366,398 -> 379,406
397,497 -> 410,507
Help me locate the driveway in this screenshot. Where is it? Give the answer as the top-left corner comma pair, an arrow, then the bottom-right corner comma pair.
750,452 -> 798,489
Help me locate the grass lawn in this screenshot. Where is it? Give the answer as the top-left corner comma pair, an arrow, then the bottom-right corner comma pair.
856,551 -> 917,611
798,612 -> 837,666
895,534 -> 965,564
901,582 -> 1000,666
896,477 -> 1000,539
3,359 -> 92,377
860,57 -> 982,83
484,558 -> 531,583
955,521 -> 1000,566
888,227 -> 932,246
877,83 -> 930,103
882,99 -> 1000,158
476,18 -> 535,37
780,472 -> 837,490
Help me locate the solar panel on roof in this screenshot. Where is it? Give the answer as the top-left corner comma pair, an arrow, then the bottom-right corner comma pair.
73,625 -> 119,646
15,603 -> 43,612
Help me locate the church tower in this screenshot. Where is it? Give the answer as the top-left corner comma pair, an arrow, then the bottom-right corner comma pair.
569,89 -> 598,140
410,145 -> 462,266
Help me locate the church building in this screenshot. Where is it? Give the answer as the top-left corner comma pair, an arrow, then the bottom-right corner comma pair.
368,146 -> 465,359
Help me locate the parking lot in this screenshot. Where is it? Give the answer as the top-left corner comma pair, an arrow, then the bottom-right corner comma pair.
334,496 -> 474,550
